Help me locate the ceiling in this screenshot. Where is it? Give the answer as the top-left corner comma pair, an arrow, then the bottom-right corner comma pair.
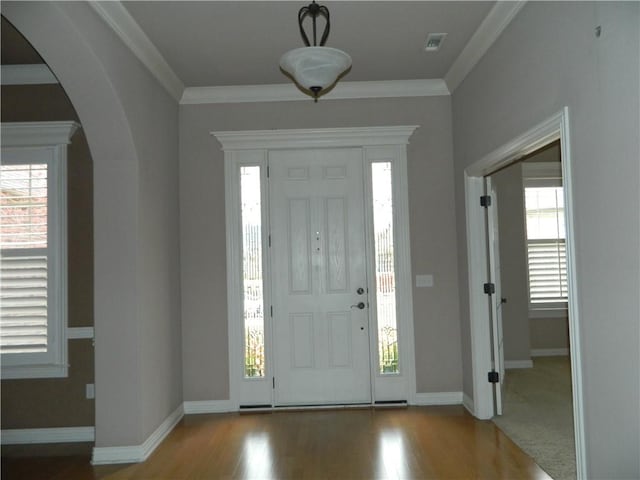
2,1 -> 525,100
121,1 -> 494,87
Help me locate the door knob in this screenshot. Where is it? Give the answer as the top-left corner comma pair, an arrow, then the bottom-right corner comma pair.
351,302 -> 366,310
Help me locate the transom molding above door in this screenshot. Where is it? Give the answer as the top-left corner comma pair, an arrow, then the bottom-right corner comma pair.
212,126 -> 419,151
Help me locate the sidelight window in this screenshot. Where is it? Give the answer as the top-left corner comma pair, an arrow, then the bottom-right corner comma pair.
371,162 -> 399,374
240,166 -> 265,378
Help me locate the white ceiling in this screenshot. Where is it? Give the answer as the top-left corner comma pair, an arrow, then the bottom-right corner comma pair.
121,1 -> 495,88
1,1 -> 526,101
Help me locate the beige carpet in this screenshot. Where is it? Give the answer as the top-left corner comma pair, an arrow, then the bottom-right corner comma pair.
493,356 -> 576,480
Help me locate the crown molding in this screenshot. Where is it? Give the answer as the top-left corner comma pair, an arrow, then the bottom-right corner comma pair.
88,1 -> 184,101
1,64 -> 58,85
181,79 -> 449,104
445,1 -> 526,92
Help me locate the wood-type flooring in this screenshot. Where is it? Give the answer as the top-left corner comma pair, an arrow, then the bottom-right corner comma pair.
2,406 -> 553,479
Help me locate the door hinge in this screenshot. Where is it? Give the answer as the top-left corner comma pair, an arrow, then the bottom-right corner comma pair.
480,195 -> 492,207
483,282 -> 495,295
270,306 -> 273,317
272,377 -> 275,389
488,371 -> 499,383
268,234 -> 271,247
267,166 -> 270,178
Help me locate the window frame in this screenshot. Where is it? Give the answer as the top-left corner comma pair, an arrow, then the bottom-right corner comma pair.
1,121 -> 78,379
522,161 -> 568,318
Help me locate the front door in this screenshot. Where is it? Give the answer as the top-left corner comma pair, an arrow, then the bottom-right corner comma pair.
269,148 -> 371,406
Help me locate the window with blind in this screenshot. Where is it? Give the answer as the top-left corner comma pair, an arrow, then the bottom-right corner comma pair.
1,121 -> 76,379
523,162 -> 567,314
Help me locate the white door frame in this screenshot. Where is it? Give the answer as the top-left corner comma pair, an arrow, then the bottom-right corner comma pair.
464,107 -> 586,478
214,126 -> 418,409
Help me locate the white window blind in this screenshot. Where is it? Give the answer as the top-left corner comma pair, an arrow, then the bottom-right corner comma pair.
1,121 -> 77,379
1,163 -> 49,353
524,183 -> 568,307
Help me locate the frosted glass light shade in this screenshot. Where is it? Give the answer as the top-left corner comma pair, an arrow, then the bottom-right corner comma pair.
280,46 -> 352,96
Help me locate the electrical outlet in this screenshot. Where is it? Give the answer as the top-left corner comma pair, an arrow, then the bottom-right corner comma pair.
86,383 -> 95,399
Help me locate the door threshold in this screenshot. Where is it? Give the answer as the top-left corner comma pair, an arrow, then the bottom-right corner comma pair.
238,401 -> 408,413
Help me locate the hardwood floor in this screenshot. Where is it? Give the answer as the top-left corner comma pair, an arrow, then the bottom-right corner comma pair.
2,406 -> 552,479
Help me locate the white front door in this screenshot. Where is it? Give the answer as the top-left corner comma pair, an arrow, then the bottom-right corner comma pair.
269,148 -> 372,406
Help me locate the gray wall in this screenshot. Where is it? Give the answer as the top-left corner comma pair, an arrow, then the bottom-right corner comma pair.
179,96 -> 462,399
3,2 -> 182,447
453,2 -> 639,477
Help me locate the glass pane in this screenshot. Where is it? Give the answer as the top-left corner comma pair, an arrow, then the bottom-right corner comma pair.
524,187 -> 565,240
241,166 -> 265,378
1,164 -> 48,249
372,162 -> 399,374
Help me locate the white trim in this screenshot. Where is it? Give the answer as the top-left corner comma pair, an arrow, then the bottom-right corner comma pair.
183,400 -> 234,415
67,327 -> 94,339
445,1 -> 527,92
1,64 -> 58,85
463,392 -> 475,415
1,122 -> 78,380
182,79 -> 449,104
216,127 -> 418,410
91,404 -> 183,465
1,121 -> 80,147
212,126 -> 419,151
531,348 -> 570,357
88,1 -> 184,101
504,360 -> 533,369
464,174 -> 494,420
1,426 -> 94,445
464,108 -> 587,479
412,392 -> 463,406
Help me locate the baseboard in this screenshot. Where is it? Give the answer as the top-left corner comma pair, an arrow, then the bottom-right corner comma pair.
183,399 -> 234,415
504,359 -> 534,369
462,392 -> 475,415
531,348 -> 569,357
91,403 -> 184,465
1,426 -> 95,445
412,391 -> 463,406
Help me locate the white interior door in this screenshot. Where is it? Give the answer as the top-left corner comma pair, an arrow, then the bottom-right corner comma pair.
486,176 -> 505,415
269,148 -> 371,406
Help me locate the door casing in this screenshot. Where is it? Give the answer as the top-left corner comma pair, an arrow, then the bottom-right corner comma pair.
463,108 -> 586,478
215,126 -> 418,409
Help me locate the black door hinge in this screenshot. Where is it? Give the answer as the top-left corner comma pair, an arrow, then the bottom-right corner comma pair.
483,283 -> 495,295
272,377 -> 275,389
488,371 -> 499,383
480,195 -> 492,207
270,306 -> 273,317
267,166 -> 270,178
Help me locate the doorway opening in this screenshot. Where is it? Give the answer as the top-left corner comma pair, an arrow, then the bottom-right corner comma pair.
464,108 -> 586,478
485,141 -> 576,479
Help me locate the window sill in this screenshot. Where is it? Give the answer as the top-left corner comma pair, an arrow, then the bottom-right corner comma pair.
529,307 -> 568,319
1,363 -> 68,380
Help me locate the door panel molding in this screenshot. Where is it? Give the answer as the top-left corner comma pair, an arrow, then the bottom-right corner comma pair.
214,126 -> 418,408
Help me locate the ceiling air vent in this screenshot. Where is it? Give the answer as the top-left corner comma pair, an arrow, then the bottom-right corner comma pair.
424,33 -> 447,52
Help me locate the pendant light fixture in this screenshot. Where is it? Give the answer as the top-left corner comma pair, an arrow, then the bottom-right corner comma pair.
279,1 -> 352,102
